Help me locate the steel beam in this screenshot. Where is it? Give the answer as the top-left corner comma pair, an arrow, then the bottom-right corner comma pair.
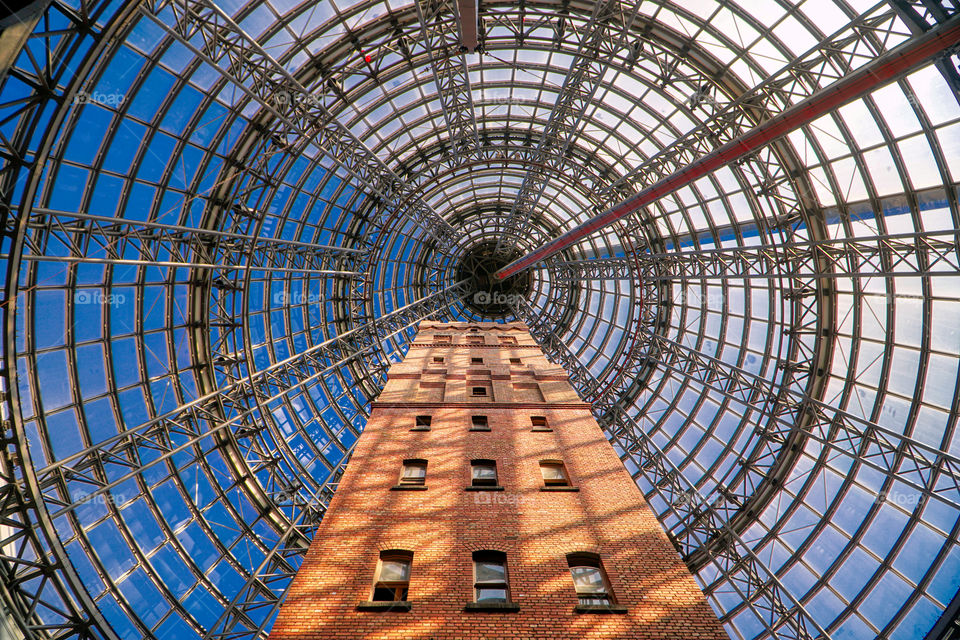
413,0 -> 481,160
514,299 -> 826,640
551,229 -> 960,282
456,0 -> 478,52
13,209 -> 366,276
495,0 -> 640,252
139,0 -> 460,254
496,13 -> 960,278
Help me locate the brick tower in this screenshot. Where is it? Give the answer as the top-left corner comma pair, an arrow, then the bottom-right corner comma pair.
268,321 -> 727,639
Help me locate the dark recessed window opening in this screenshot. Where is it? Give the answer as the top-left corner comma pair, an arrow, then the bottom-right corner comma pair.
433,356 -> 444,363
531,416 -> 548,428
471,415 -> 489,430
509,358 -> 521,364
415,415 -> 431,428
471,460 -> 497,486
472,386 -> 488,397
372,551 -> 413,601
471,357 -> 483,364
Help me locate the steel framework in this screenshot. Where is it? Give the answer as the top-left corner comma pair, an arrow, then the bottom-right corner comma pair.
1,1 -> 960,639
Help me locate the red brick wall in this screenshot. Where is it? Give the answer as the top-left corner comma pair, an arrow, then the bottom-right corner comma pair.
268,322 -> 727,640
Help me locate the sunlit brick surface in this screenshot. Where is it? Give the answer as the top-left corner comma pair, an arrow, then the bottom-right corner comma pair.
269,322 -> 726,639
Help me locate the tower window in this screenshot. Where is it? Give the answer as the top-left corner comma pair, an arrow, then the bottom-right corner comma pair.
399,460 -> 427,486
414,415 -> 432,429
509,358 -> 521,364
473,551 -> 510,603
499,336 -> 517,345
433,356 -> 444,363
471,415 -> 489,430
540,460 -> 569,486
472,386 -> 488,397
434,334 -> 451,344
372,551 -> 413,601
567,554 -> 614,606
471,357 -> 483,364
467,335 -> 483,344
471,460 -> 498,486
531,416 -> 550,430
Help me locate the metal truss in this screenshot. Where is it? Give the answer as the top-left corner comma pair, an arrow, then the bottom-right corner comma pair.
495,0 -> 640,251
523,267 -> 816,575
599,2 -> 914,203
202,456 -> 351,640
139,0 -> 460,255
22,282 -> 465,640
30,281 -> 467,519
890,0 -> 960,96
514,298 -> 827,640
3,0 -> 960,639
0,0 -> 142,637
9,209 -> 367,276
413,0 -> 481,161
551,228 -> 960,282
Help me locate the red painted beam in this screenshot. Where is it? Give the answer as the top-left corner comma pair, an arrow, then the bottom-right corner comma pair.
457,0 -> 478,53
494,15 -> 960,280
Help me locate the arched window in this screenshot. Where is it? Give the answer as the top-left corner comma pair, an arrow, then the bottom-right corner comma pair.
566,553 -> 614,606
472,550 -> 510,603
372,550 -> 413,602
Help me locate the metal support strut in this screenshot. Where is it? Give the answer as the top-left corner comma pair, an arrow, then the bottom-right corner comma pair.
494,14 -> 960,279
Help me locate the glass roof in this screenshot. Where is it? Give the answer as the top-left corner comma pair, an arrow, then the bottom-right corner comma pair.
1,0 -> 959,639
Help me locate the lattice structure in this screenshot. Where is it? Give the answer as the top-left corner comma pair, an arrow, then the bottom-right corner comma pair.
1,1 -> 960,640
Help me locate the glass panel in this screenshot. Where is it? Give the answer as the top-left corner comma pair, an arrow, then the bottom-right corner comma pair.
379,559 -> 410,582
570,566 -> 606,593
472,465 -> 497,482
541,464 -> 566,481
475,561 -> 506,583
476,587 -> 508,602
401,465 -> 426,483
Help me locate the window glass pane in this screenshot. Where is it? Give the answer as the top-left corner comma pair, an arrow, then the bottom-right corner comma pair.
476,587 -> 508,602
475,561 -> 505,583
541,464 -> 566,481
473,465 -> 496,481
402,465 -> 425,480
570,566 -> 605,592
379,560 -> 410,581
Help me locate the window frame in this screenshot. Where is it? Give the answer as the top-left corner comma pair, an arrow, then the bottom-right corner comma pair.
371,550 -> 413,602
471,459 -> 498,486
566,553 -> 615,606
472,550 -> 511,604
399,459 -> 427,486
540,460 -> 570,486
